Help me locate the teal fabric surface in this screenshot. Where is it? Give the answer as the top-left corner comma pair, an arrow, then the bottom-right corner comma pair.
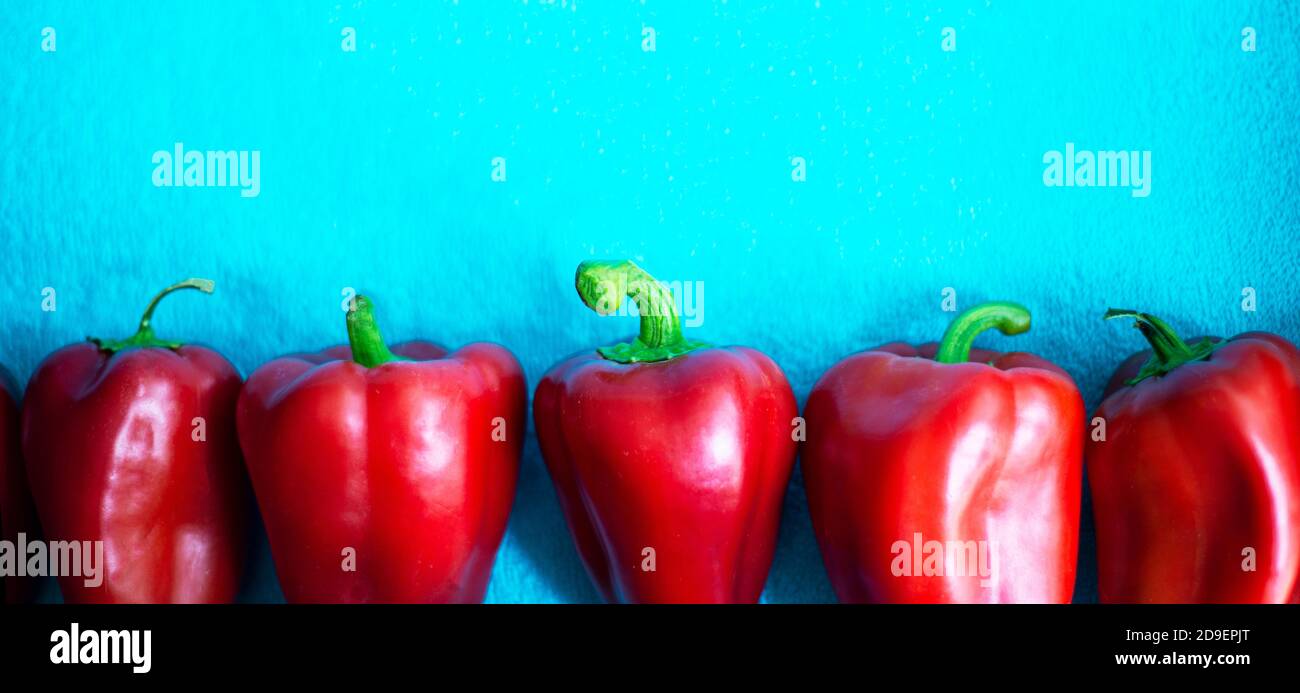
2,1 -> 1297,603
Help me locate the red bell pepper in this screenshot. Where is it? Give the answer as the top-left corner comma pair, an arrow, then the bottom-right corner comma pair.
237,295 -> 525,603
802,302 -> 1084,603
1,366 -> 41,603
1089,309 -> 1300,603
21,279 -> 250,603
534,260 -> 798,603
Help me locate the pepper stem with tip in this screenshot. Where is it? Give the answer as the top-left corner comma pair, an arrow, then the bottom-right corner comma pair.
1104,308 -> 1219,385
346,295 -> 405,368
935,301 -> 1032,364
90,278 -> 215,353
575,259 -> 708,364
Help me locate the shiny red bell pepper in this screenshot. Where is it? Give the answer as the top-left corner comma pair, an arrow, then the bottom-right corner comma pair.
21,279 -> 250,603
802,302 -> 1084,603
1089,309 -> 1300,603
1,366 -> 41,603
534,260 -> 798,603
237,295 -> 524,603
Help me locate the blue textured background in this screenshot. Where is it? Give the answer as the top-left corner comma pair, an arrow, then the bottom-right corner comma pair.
2,1 -> 1298,603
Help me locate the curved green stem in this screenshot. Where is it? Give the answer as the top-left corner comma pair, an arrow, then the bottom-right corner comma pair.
935,301 -> 1032,364
1104,308 -> 1219,385
90,278 -> 215,353
575,260 -> 708,363
346,295 -> 405,367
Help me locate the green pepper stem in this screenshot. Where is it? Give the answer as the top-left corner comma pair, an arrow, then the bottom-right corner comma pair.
90,278 -> 215,353
577,260 -> 681,347
574,260 -> 709,364
1104,308 -> 1218,385
934,301 -> 1032,364
346,295 -> 404,367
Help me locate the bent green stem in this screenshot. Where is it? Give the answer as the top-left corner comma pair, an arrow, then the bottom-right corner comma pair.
90,278 -> 215,353
935,301 -> 1032,364
575,259 -> 708,363
1104,308 -> 1219,385
346,295 -> 405,367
